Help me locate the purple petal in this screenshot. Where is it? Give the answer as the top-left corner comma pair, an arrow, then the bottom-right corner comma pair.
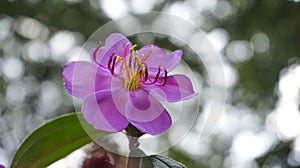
125,90 -> 167,123
138,44 -> 182,72
143,74 -> 197,102
129,89 -> 151,111
129,108 -> 172,135
62,61 -> 112,99
82,90 -> 129,132
111,88 -> 165,123
90,33 -> 132,65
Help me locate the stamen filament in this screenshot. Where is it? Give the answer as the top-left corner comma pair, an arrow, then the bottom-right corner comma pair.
129,45 -> 137,71
108,51 -> 117,70
143,45 -> 154,62
111,56 -> 117,75
155,69 -> 168,86
122,43 -> 131,78
161,69 -> 168,86
93,42 -> 102,63
154,67 -> 161,82
93,42 -> 109,69
123,42 -> 130,58
102,42 -> 168,90
144,65 -> 148,81
142,67 -> 161,85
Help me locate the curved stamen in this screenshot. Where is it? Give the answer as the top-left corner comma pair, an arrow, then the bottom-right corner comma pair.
162,69 -> 168,85
155,69 -> 168,86
144,65 -> 148,81
108,51 -> 117,70
93,42 -> 111,69
93,42 -> 101,63
142,66 -> 161,85
138,70 -> 144,81
110,56 -> 118,75
123,42 -> 130,58
138,66 -> 148,82
98,64 -> 108,69
153,66 -> 161,83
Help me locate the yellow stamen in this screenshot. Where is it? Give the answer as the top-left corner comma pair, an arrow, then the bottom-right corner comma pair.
119,44 -> 156,90
143,45 -> 154,62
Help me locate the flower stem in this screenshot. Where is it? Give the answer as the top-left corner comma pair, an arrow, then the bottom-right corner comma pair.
124,123 -> 144,137
128,136 -> 139,151
124,124 -> 145,168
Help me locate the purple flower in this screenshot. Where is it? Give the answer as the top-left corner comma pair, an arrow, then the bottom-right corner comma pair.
63,33 -> 196,135
0,164 -> 5,168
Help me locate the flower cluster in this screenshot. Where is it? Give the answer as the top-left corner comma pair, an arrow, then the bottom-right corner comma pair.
63,33 -> 196,135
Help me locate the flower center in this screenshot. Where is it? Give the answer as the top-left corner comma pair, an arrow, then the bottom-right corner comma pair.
121,43 -> 149,90
93,42 -> 168,91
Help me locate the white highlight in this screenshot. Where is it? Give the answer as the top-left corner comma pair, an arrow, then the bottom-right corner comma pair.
226,40 -> 254,63
208,28 -> 229,52
130,0 -> 156,12
2,57 -> 24,80
15,17 -> 44,39
212,0 -> 232,19
23,40 -> 49,62
273,65 -> 300,139
49,31 -> 77,62
231,131 -> 275,161
101,0 -> 129,19
251,32 -> 270,53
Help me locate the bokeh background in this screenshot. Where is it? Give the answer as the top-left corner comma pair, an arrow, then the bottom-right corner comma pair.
1,0 -> 300,167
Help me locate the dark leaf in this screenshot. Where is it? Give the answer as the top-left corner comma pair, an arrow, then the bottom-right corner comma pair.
149,155 -> 186,168
127,148 -> 153,168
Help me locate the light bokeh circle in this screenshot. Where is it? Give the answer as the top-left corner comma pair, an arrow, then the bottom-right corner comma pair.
72,11 -> 226,156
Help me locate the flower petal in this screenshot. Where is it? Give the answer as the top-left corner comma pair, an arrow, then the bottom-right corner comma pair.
82,90 -> 129,132
138,44 -> 182,72
62,61 -> 112,99
90,33 -> 132,65
129,109 -> 172,135
125,89 -> 167,123
129,89 -> 151,111
143,74 -> 197,102
111,88 -> 165,123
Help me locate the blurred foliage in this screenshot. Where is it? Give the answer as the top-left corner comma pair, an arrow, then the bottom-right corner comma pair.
0,0 -> 105,38
224,0 -> 300,109
1,0 -> 300,167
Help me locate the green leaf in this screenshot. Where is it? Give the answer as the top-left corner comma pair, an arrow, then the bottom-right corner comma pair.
149,155 -> 186,168
10,112 -> 108,168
